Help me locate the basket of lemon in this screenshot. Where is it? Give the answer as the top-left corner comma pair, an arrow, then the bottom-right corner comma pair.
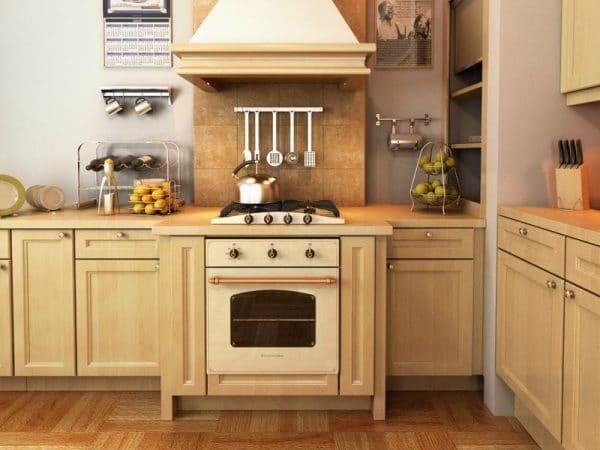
410,142 -> 461,215
129,180 -> 182,215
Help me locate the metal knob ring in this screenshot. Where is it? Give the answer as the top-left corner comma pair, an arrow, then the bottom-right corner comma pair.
565,290 -> 575,299
58,232 -> 66,239
116,232 -> 125,238
425,231 -> 433,239
518,227 -> 528,236
546,280 -> 557,289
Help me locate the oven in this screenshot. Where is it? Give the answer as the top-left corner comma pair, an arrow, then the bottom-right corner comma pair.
205,239 -> 339,375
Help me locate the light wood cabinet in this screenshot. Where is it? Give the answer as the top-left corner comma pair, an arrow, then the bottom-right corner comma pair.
561,0 -> 600,105
75,230 -> 159,259
388,228 -> 474,259
0,260 -> 12,376
340,237 -> 374,396
563,283 -> 600,450
12,230 -> 75,376
0,230 -> 9,258
159,237 -> 206,419
496,250 -> 564,441
75,260 -> 160,376
387,259 -> 474,376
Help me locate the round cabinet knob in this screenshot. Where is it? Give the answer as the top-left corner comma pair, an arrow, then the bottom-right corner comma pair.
284,213 -> 293,225
303,214 -> 313,225
565,290 -> 575,299
58,232 -> 66,239
546,280 -> 557,289
305,248 -> 315,259
518,227 -> 528,236
244,214 -> 254,225
229,248 -> 240,259
116,232 -> 125,239
425,231 -> 433,239
387,263 -> 395,270
264,214 -> 274,225
267,248 -> 278,259
155,264 -> 160,271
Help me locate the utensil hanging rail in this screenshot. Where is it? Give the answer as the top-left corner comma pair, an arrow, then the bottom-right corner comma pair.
234,107 -> 324,113
375,114 -> 431,127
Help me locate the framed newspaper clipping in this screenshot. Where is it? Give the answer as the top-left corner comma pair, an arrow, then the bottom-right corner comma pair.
375,0 -> 433,68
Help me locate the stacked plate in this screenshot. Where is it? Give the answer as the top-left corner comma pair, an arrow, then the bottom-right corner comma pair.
26,185 -> 65,211
0,175 -> 26,217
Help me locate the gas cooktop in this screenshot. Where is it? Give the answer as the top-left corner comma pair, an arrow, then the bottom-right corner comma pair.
211,200 -> 345,225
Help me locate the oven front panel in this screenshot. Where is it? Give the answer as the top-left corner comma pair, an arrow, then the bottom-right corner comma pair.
206,267 -> 339,374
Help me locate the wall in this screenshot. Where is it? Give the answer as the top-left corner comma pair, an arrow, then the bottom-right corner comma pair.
484,0 -> 600,415
192,0 -> 368,207
366,0 -> 445,204
0,1 -> 195,203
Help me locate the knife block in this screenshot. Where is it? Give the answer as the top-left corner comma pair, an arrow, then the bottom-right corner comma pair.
555,164 -> 590,210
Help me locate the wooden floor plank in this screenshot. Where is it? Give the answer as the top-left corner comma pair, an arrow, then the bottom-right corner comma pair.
0,391 -> 537,449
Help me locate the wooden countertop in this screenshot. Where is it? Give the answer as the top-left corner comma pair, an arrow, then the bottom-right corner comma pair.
0,204 -> 485,235
499,205 -> 600,246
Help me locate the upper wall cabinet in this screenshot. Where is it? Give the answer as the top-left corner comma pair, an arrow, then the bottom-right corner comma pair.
561,0 -> 600,105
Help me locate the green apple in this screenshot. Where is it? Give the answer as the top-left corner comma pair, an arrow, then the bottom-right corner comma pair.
434,186 -> 446,196
433,151 -> 445,162
419,155 -> 430,167
431,179 -> 442,189
445,157 -> 456,168
426,191 -> 437,204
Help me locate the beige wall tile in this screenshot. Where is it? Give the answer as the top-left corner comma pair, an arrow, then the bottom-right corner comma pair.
323,125 -> 365,169
194,126 -> 238,169
322,169 -> 365,206
278,124 -> 324,169
237,84 -> 280,110
323,85 -> 365,125
194,88 -> 237,126
194,169 -> 236,206
279,169 -> 324,201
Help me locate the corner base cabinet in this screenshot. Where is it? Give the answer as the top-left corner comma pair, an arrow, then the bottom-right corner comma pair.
0,259 -> 12,376
496,250 -> 564,441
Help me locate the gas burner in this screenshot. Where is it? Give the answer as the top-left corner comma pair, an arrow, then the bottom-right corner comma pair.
213,200 -> 344,225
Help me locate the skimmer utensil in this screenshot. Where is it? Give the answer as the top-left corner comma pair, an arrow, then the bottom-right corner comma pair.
267,111 -> 283,167
304,111 -> 316,168
253,111 -> 261,163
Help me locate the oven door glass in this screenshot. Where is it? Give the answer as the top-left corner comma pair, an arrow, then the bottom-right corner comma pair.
230,290 -> 316,348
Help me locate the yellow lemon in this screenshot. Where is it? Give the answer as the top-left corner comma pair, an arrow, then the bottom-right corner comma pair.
129,194 -> 140,202
134,185 -> 150,196
152,189 -> 165,200
161,181 -> 171,193
144,204 -> 156,215
154,199 -> 167,209
133,203 -> 145,214
142,194 -> 153,203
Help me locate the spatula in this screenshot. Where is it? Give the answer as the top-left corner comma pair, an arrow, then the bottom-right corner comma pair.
304,111 -> 316,168
267,111 -> 283,167
242,111 -> 252,161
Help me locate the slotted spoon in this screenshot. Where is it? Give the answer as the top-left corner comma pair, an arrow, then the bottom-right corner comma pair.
304,111 -> 316,168
267,111 -> 283,167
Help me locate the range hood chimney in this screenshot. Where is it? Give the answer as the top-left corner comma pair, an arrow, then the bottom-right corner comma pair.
171,0 -> 376,92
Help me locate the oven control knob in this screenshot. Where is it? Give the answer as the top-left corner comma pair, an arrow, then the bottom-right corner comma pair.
283,213 -> 293,224
264,214 -> 274,225
305,248 -> 315,259
303,214 -> 313,225
229,248 -> 240,259
267,248 -> 278,259
244,214 -> 254,225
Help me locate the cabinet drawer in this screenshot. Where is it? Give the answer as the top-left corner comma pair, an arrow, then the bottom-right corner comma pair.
566,238 -> 600,295
0,230 -> 9,259
388,229 -> 474,259
498,216 -> 565,276
75,230 -> 158,259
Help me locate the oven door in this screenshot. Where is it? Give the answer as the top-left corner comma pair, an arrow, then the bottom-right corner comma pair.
206,267 -> 339,374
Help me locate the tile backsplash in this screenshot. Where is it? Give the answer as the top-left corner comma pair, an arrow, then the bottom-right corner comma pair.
192,0 -> 367,206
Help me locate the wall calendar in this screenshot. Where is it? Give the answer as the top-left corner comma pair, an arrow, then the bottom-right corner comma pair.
103,0 -> 172,68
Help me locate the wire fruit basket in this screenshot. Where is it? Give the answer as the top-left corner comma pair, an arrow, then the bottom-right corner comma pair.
410,142 -> 461,215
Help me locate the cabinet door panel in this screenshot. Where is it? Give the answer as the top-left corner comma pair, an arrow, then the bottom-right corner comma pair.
387,260 -> 473,375
562,0 -> 600,93
76,260 -> 160,376
563,284 -> 600,450
12,230 -> 75,376
496,250 -> 563,441
0,261 -> 12,376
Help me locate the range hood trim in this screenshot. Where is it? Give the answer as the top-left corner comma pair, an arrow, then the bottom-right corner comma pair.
171,43 -> 376,92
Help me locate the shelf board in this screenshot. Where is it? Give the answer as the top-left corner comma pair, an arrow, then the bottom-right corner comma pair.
451,143 -> 482,150
450,82 -> 483,100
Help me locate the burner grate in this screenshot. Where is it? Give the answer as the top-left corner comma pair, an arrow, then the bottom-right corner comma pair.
218,200 -> 340,218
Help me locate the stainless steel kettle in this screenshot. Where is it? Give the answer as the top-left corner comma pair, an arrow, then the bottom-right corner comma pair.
232,160 -> 280,204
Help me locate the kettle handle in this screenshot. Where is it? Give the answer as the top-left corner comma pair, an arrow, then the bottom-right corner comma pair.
232,159 -> 258,179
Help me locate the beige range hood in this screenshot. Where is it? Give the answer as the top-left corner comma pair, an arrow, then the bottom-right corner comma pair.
171,0 -> 376,92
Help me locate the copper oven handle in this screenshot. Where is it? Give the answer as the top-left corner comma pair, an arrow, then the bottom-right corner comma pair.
208,277 -> 337,286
